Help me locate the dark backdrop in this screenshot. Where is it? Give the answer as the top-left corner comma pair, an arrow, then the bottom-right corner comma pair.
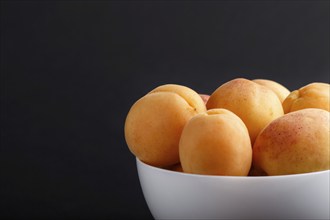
1,1 -> 329,219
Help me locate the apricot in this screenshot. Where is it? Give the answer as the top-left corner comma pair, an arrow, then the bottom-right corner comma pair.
248,165 -> 267,176
282,82 -> 330,113
124,84 -> 206,167
199,94 -> 210,105
166,163 -> 183,172
253,108 -> 330,175
206,78 -> 284,144
179,109 -> 252,176
252,79 -> 290,103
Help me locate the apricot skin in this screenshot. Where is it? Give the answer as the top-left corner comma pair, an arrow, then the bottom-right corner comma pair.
199,94 -> 210,105
179,108 -> 252,176
252,79 -> 290,103
253,108 -> 330,176
282,82 -> 330,113
207,78 -> 284,144
124,84 -> 206,167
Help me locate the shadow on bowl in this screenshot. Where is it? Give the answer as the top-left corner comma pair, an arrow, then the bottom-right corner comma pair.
136,158 -> 330,219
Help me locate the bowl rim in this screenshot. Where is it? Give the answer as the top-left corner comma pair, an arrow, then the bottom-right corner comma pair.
136,157 -> 330,179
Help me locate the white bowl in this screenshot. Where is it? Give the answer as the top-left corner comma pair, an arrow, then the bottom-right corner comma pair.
136,158 -> 330,219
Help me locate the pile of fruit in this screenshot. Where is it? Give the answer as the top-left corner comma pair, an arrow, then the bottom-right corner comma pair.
124,78 -> 330,176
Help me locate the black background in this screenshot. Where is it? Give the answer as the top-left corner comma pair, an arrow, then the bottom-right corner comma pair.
1,1 -> 329,219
